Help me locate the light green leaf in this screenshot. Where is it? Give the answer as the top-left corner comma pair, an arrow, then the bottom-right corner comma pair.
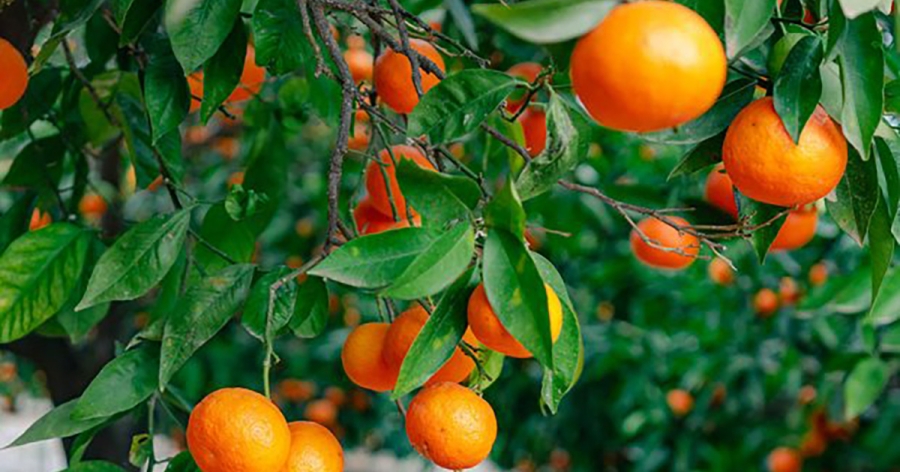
73,345 -> 160,420
844,357 -> 889,419
381,222 -> 475,300
6,400 -> 110,448
485,179 -> 526,236
473,0 -> 616,44
396,159 -> 481,226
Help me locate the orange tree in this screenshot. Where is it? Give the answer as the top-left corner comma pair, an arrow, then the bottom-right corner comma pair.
1,0 -> 900,470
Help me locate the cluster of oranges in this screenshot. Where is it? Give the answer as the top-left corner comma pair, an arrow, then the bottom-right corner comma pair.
354,145 -> 433,234
188,43 -> 267,115
569,1 -> 846,272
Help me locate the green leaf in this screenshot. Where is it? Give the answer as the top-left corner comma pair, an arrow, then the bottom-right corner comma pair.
63,462 -> 128,472
445,0 -> 478,49
159,264 -> 255,387
667,133 -> 724,180
885,79 -> 900,114
869,195 -> 895,300
738,195 -> 788,262
224,184 -> 268,221
195,203 -> 256,273
483,229 -> 553,368
165,451 -> 201,472
242,128 -> 288,233
252,0 -> 307,75
392,268 -> 477,399
201,20 -> 248,123
144,37 -> 191,142
396,159 -> 481,226
485,179 -> 527,236
291,276 -> 329,338
73,345 -> 160,420
844,357 -> 889,419
0,224 -> 89,343
242,267 -> 298,342
0,194 -> 33,256
55,238 -> 111,343
826,147 -> 879,245
469,349 -> 505,392
381,222 -> 475,300
408,70 -> 522,143
516,92 -> 592,200
155,130 -> 186,183
309,228 -> 440,289
129,433 -> 153,468
724,0 -> 777,58
163,0 -> 243,73
773,35 -> 824,143
111,0 -> 161,45
6,400 -> 110,448
1,68 -> 63,139
3,136 -> 66,189
473,0 -> 616,44
868,268 -> 900,325
77,209 -> 191,310
838,12 -> 884,159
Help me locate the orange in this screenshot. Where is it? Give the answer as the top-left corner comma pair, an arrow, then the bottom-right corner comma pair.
212,136 -> 239,160
340,323 -> 399,392
800,429 -> 828,457
347,122 -> 370,151
808,263 -> 828,286
279,422 -> 343,472
770,208 -> 818,251
0,38 -> 28,110
705,164 -> 738,219
353,197 -> 421,235
722,97 -> 847,207
346,34 -> 366,50
228,45 -> 266,103
323,387 -> 346,407
345,48 -> 373,84
0,362 -> 17,383
147,175 -> 165,192
364,145 -> 435,219
228,171 -> 245,188
754,288 -> 779,317
278,379 -> 317,403
779,277 -> 800,305
798,385 -> 817,405
506,62 -> 542,112
29,209 -> 51,231
303,399 -> 337,426
188,72 -> 204,114
708,258 -> 734,286
630,217 -> 699,270
405,382 -> 497,470
373,39 -> 445,114
467,282 -> 563,359
666,389 -> 694,417
519,107 -> 546,157
382,305 -> 478,386
767,447 -> 802,472
570,1 -> 726,132
187,388 -> 291,472
78,194 -> 108,220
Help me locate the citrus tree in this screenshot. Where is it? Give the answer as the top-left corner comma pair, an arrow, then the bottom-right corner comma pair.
0,0 -> 899,470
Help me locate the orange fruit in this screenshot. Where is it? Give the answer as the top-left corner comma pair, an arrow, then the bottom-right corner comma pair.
278,379 -> 317,403
303,399 -> 337,426
364,145 -> 435,219
187,388 -> 291,472
188,72 -> 204,114
405,382 -> 497,470
519,107 -> 547,157
382,305 -> 478,386
808,263 -> 828,286
229,45 -> 266,103
78,194 -> 108,220
722,97 -> 847,207
29,209 -> 51,231
800,429 -> 828,457
666,389 -> 694,417
345,48 -> 373,84
278,421 -> 343,472
767,447 -> 802,472
228,171 -> 245,188
347,122 -> 370,151
346,34 -> 366,50
212,136 -> 239,160
754,288 -> 779,317
770,208 -> 818,251
708,258 -> 735,286
340,323 -> 399,392
348,390 -> 370,412
779,277 -> 800,305
630,217 -> 699,270
467,282 -> 563,359
711,384 -> 727,408
0,38 -> 28,110
570,1 -> 726,132
323,387 -> 346,407
0,362 -> 17,383
506,62 -> 542,112
373,39 -> 445,114
705,164 -> 738,218
798,385 -> 817,405
353,198 -> 421,235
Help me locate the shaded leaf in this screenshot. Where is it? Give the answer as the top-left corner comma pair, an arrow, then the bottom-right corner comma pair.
252,0 -> 307,75
3,136 -> 66,190
201,20 -> 247,123
485,179 -> 526,236
838,12 -> 884,159
826,147 -> 879,244
163,0 -> 243,73
381,222 -> 475,300
869,194 -> 895,301
111,0 -> 161,45
773,35 -> 824,143
165,451 -> 201,472
73,345 -> 160,420
62,461 -> 127,472
242,267 -> 298,342
0,193 -> 35,255
667,133 -> 724,180
738,195 -> 788,262
144,37 -> 190,142
396,159 -> 481,226
291,276 -> 329,338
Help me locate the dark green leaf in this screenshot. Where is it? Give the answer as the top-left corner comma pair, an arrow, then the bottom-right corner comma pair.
381,222 -> 475,300
886,79 -> 900,114
7,400 -> 110,448
224,184 -> 268,221
868,268 -> 900,325
773,35 -> 824,143
838,12 -> 884,159
738,195 -> 788,262
826,147 -> 879,244
111,0 -> 161,45
163,0 -> 243,73
155,130 -> 185,183
0,193 -> 34,255
159,264 -> 255,386
0,224 -> 89,343
1,68 -> 63,139
77,209 -> 191,310
252,0 -> 307,75
63,462 -> 127,472
201,20 -> 247,123
242,128 -> 288,233
485,179 -> 527,236
165,451 -> 201,472
73,345 -> 160,420
3,136 -> 66,190
291,276 -> 329,338
55,237 -> 110,343
844,357 -> 889,419
144,37 -> 190,142
195,203 -> 256,273
408,70 -> 522,143
667,133 -> 724,180
396,159 -> 481,226
473,0 -> 616,44
242,267 -> 298,342
445,0 -> 478,49
724,0 -> 777,58
870,195 -> 895,300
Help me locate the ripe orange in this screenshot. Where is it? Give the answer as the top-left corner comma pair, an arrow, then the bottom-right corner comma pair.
324,387 -> 347,407
303,399 -> 337,426
340,323 -> 399,392
570,1 -> 726,132
779,277 -> 800,305
228,45 -> 266,103
364,145 -> 435,219
0,38 -> 29,110
78,194 -> 108,220
754,288 -> 779,317
347,122 -> 370,151
666,389 -> 694,417
519,107 -> 547,157
705,164 -> 738,219
188,72 -> 204,114
278,379 -> 317,403
346,34 -> 366,50
29,209 -> 51,231
506,62 -> 542,112
708,258 -> 734,286
808,263 -> 828,286
800,429 -> 828,457
767,447 -> 802,472
405,382 -> 497,470
187,388 -> 291,472
353,197 -> 421,235
373,39 -> 445,114
467,282 -> 563,359
798,385 -> 817,405
345,48 -> 373,84
278,421 -> 343,472
722,97 -> 847,207
212,136 -> 239,160
630,217 -> 699,270
770,208 -> 818,251
382,305 -> 478,386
